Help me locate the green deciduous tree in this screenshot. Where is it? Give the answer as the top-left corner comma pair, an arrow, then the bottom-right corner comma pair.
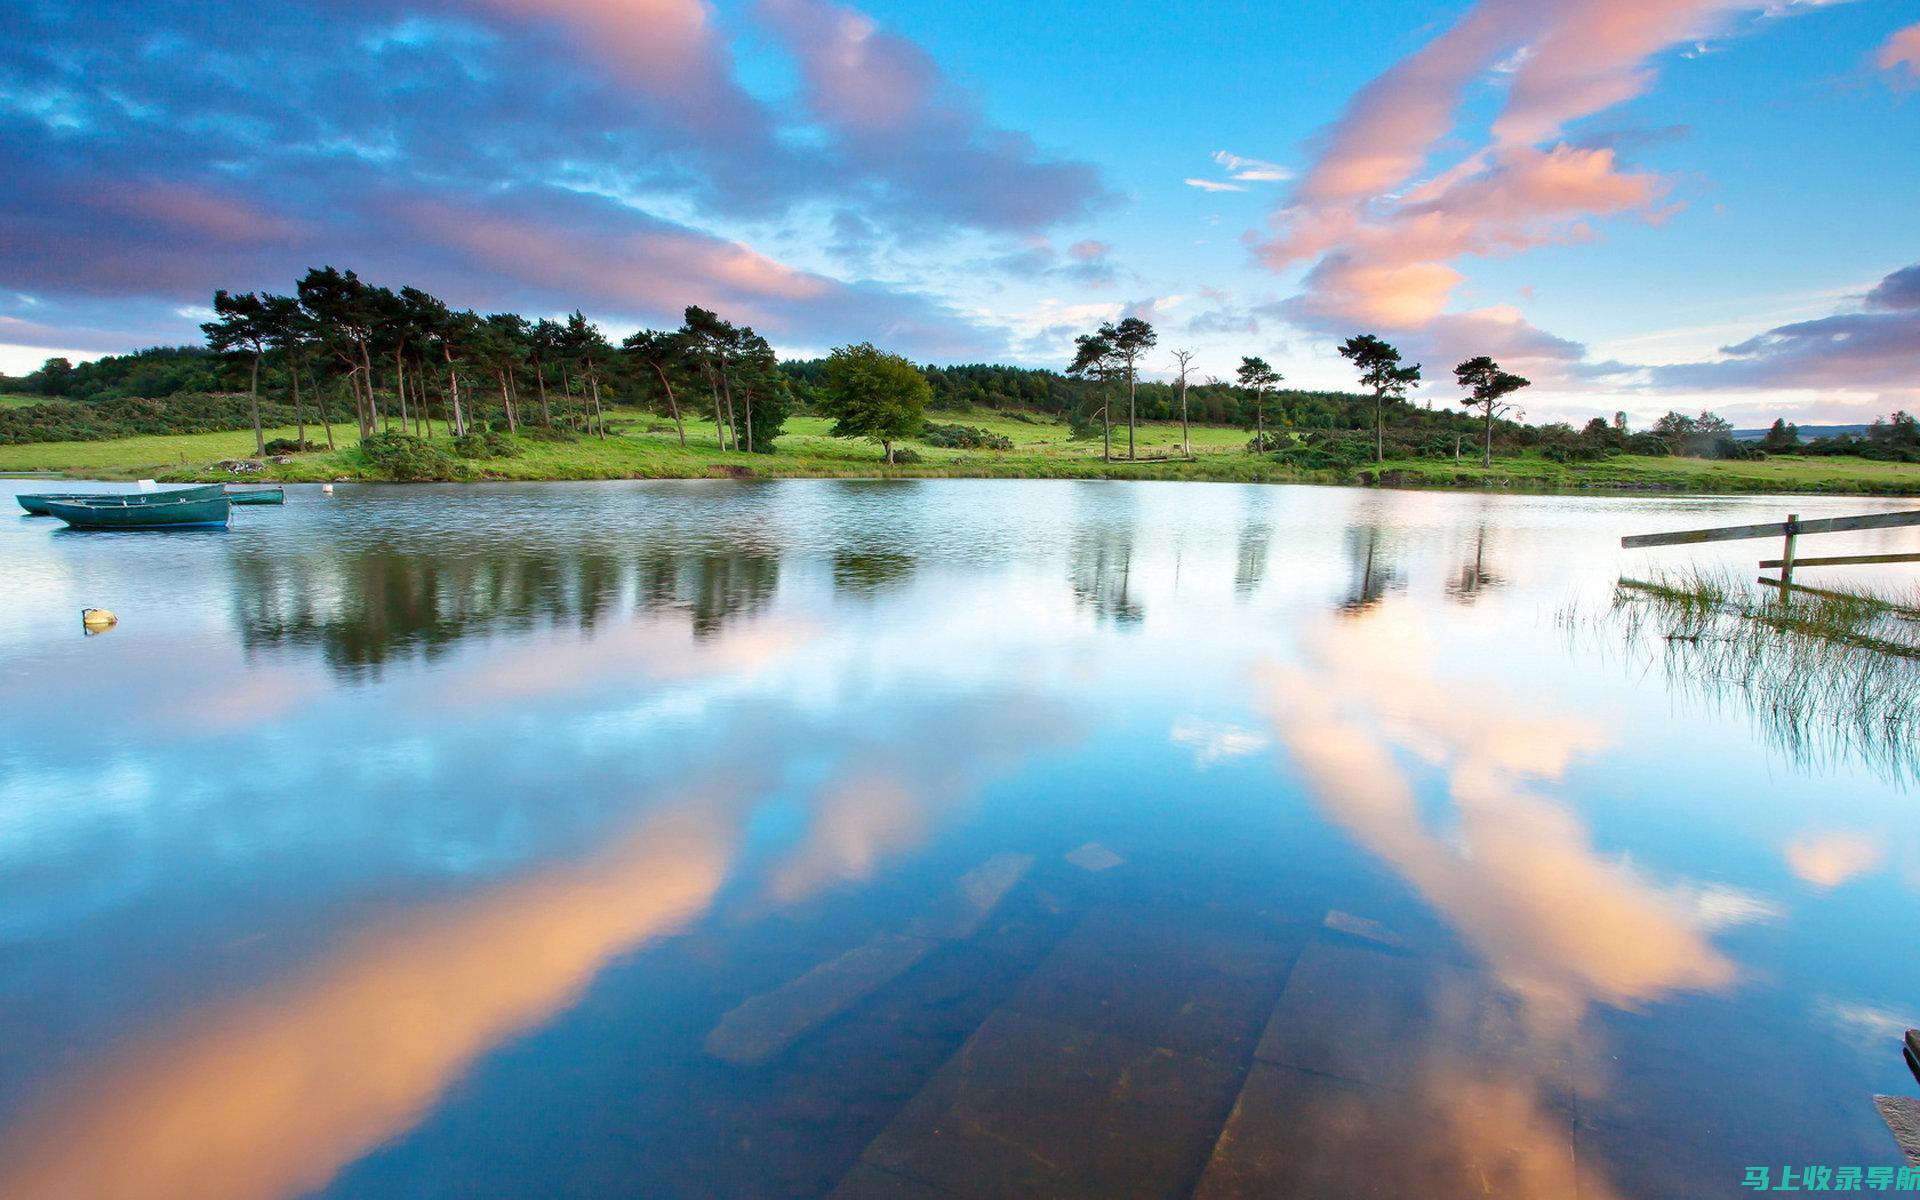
817,342 -> 929,464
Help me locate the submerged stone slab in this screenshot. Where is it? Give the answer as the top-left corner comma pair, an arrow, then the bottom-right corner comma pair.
1192,1062 -> 1580,1200
1008,905 -> 1305,1065
706,933 -> 937,1066
1876,1095 -> 1920,1166
1254,937 -> 1477,1088
1321,909 -> 1408,950
908,853 -> 1037,941
858,1009 -> 1242,1199
828,1162 -> 955,1199
1065,842 -> 1126,872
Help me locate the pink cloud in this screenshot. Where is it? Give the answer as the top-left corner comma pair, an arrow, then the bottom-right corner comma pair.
754,0 -> 934,133
1291,0 -> 1538,207
461,0 -> 769,139
752,0 -> 1110,229
1270,145 -> 1668,328
1492,0 -> 1737,147
1261,0 -> 1724,382
100,181 -> 308,244
1877,21 -> 1920,78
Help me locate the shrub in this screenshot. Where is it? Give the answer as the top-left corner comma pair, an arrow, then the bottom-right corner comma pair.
921,422 -> 1012,450
262,437 -> 318,454
890,447 -> 923,464
1272,429 -> 1373,469
359,432 -> 466,481
520,424 -> 580,443
450,430 -> 521,459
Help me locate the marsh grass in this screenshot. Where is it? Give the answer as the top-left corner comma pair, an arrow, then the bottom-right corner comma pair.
1563,566 -> 1920,781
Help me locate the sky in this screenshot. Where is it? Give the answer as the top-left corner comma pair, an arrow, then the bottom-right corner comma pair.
1,0 -> 1917,425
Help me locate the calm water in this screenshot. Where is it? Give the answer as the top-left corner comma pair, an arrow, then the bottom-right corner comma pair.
3,478 -> 1918,1199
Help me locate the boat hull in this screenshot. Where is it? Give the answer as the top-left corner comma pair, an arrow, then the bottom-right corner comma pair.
226,487 -> 286,505
43,494 -> 232,530
19,484 -> 225,516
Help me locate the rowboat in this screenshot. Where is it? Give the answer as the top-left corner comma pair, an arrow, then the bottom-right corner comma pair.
225,486 -> 285,505
43,492 -> 232,530
18,484 -> 225,516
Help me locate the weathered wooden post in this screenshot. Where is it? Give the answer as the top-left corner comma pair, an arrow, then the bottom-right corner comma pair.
1779,513 -> 1799,602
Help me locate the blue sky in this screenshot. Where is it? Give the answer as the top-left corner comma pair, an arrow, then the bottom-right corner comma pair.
2,0 -> 1917,423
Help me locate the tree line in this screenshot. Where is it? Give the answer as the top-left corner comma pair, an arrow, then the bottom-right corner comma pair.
182,268 -> 801,457
7,273 -> 1917,467
1064,318 -> 1526,466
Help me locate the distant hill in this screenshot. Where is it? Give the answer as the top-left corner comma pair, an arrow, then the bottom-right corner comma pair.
1733,424 -> 1870,442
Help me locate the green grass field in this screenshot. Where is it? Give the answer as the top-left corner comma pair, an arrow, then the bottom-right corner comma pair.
4,407 -> 1918,495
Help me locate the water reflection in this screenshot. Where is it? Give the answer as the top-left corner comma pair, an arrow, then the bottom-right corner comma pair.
0,794 -> 744,1200
1257,602 -> 1749,1197
1447,525 -> 1505,603
4,479 -> 1916,1199
832,550 -> 917,598
0,678 -> 1077,1200
1234,491 -> 1272,597
1068,490 -> 1143,625
1338,516 -> 1402,614
1262,604 -> 1739,1030
233,543 -> 784,678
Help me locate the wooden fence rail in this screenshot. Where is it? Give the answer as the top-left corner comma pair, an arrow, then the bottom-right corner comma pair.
1620,509 -> 1920,549
1621,509 -> 1920,599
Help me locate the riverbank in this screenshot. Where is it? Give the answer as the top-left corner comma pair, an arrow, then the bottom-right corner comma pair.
5,408 -> 1919,495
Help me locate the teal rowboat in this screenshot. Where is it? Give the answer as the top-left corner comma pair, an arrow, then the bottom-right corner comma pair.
43,492 -> 231,530
18,484 -> 225,516
225,486 -> 286,505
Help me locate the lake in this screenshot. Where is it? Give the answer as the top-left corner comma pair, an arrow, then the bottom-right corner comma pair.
2,478 -> 1917,1199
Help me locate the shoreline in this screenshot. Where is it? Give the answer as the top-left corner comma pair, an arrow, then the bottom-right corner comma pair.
5,411 -> 1919,497
9,460 -> 1920,499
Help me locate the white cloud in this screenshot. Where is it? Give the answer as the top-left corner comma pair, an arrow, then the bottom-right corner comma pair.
1211,150 -> 1293,182
1183,177 -> 1246,193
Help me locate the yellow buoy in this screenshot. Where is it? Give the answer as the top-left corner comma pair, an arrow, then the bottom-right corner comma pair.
81,608 -> 117,634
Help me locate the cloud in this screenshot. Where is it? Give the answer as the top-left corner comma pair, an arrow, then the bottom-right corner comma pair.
985,237 -> 1119,288
1185,178 -> 1247,193
461,0 -> 772,143
752,0 -> 1112,231
0,0 -> 1102,362
1867,264 -> 1920,310
1876,21 -> 1920,78
1253,0 -> 1797,399
1649,261 -> 1920,398
1211,150 -> 1293,182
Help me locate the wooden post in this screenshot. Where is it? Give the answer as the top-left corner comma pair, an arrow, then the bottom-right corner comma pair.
1779,512 -> 1799,602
